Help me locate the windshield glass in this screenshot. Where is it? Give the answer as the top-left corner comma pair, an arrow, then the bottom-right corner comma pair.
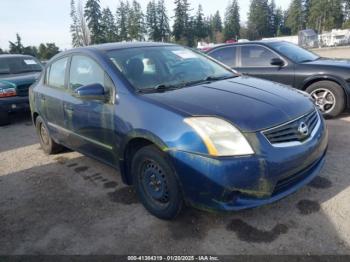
0,56 -> 42,75
107,45 -> 236,91
268,42 -> 319,63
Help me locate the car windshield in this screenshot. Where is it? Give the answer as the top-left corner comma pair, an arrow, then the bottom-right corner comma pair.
0,56 -> 42,75
107,45 -> 236,91
268,42 -> 319,63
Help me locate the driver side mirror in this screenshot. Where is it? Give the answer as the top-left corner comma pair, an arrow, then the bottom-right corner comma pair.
270,58 -> 285,67
74,83 -> 106,101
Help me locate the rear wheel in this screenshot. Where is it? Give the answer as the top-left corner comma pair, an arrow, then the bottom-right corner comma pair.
305,81 -> 345,118
131,145 -> 183,220
35,116 -> 63,154
0,110 -> 10,126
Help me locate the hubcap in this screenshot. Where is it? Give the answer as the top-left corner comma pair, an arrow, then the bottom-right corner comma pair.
40,124 -> 50,145
140,160 -> 169,204
310,88 -> 336,114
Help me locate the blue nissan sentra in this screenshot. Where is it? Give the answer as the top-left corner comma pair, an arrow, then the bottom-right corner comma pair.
29,42 -> 328,219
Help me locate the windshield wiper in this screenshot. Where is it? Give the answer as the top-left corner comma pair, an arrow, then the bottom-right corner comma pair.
204,75 -> 238,81
137,84 -> 180,93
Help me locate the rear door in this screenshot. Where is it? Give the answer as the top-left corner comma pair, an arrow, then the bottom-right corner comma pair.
237,44 -> 295,86
62,54 -> 116,165
39,56 -> 69,142
207,46 -> 238,68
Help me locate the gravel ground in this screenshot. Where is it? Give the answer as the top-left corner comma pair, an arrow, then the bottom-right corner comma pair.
0,112 -> 350,255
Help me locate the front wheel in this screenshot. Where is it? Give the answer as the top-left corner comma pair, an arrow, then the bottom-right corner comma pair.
306,81 -> 345,118
35,116 -> 63,154
131,145 -> 183,220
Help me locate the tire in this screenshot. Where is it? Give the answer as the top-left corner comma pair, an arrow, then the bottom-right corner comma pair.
305,81 -> 345,118
35,116 -> 63,154
0,110 -> 10,126
131,145 -> 183,220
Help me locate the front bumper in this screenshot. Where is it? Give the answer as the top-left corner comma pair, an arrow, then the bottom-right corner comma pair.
0,96 -> 29,113
168,116 -> 328,212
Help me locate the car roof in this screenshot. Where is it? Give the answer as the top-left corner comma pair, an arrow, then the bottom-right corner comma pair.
0,54 -> 35,59
87,41 -> 175,52
205,40 -> 285,52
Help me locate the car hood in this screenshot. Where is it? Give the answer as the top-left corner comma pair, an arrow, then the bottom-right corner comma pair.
304,58 -> 350,68
144,76 -> 315,132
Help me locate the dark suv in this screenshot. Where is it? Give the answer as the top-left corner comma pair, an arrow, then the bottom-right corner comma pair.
206,41 -> 350,117
0,54 -> 42,125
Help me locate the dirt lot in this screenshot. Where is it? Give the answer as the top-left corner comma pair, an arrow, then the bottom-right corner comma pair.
0,112 -> 349,255
312,46 -> 350,59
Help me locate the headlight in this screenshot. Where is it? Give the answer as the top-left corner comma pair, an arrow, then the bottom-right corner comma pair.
184,117 -> 254,156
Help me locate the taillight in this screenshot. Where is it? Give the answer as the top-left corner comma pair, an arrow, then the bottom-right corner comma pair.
0,88 -> 16,98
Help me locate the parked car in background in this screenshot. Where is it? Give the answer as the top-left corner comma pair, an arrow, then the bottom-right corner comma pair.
0,54 -> 42,125
30,42 -> 327,219
206,41 -> 350,117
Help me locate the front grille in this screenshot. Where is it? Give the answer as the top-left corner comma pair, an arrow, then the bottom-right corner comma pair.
263,110 -> 319,145
16,83 -> 31,96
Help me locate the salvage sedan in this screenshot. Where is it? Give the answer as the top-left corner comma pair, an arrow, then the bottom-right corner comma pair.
29,42 -> 328,219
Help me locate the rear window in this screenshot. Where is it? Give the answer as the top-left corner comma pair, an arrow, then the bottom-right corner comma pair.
0,56 -> 42,75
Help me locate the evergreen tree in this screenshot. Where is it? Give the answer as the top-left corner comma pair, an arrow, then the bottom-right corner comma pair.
247,0 -> 270,40
268,0 -> 276,36
344,0 -> 350,28
0,48 -> 4,54
212,11 -> 223,33
100,7 -> 118,43
285,0 -> 305,34
23,46 -> 38,57
116,1 -> 129,41
128,0 -> 145,41
195,5 -> 207,40
38,43 -> 60,60
307,0 -> 343,32
173,0 -> 191,43
84,0 -> 103,44
9,34 -> 24,54
146,0 -> 159,41
224,0 -> 240,40
157,0 -> 171,41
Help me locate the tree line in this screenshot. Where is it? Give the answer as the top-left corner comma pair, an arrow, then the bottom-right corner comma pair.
0,33 -> 60,60
71,0 -> 350,48
1,0 -> 349,55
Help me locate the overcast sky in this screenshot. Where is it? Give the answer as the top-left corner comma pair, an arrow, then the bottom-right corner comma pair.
0,0 -> 292,50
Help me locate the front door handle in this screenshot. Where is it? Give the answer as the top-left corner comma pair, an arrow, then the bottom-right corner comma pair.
64,104 -> 74,112
38,93 -> 46,100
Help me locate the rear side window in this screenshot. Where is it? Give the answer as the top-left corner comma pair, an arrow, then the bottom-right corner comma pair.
209,47 -> 236,67
69,55 -> 104,90
241,45 -> 279,67
47,57 -> 68,88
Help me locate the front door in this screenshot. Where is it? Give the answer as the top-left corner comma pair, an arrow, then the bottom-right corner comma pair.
63,54 -> 116,165
237,44 -> 295,86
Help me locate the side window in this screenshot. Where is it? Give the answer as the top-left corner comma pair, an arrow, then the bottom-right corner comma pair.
69,55 -> 105,90
209,47 -> 236,67
241,45 -> 279,67
47,57 -> 68,88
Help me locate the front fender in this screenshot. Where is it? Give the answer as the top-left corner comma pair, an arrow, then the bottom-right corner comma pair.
301,74 -> 350,107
